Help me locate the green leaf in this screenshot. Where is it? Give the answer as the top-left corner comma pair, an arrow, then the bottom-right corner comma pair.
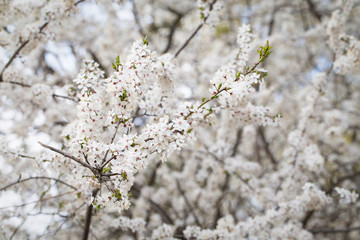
119,89 -> 128,101
95,204 -> 102,211
102,167 -> 111,173
115,115 -> 120,123
142,36 -> 149,45
121,172 -> 127,180
112,189 -> 122,199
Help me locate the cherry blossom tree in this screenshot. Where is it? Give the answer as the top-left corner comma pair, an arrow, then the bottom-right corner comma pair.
0,0 -> 360,239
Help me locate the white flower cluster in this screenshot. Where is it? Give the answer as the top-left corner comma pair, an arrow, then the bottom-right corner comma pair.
224,156 -> 262,178
236,24 -> 254,69
333,36 -> 360,74
151,224 -> 176,240
197,0 -> 224,26
31,83 -> 53,106
117,216 -> 146,234
183,216 -> 238,240
52,30 -> 280,222
335,187 -> 358,204
180,182 -> 330,239
326,0 -> 359,74
73,60 -> 105,95
61,40 -> 199,211
210,66 -> 278,126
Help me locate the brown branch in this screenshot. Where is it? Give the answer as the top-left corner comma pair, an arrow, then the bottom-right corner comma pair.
0,40 -> 29,83
0,191 -> 75,209
176,180 -> 202,227
258,127 -> 277,165
311,226 -> 360,234
1,176 -> 77,191
162,8 -> 184,54
148,198 -> 174,225
38,142 -> 97,173
212,172 -> 229,228
52,93 -> 77,102
148,161 -> 161,186
267,8 -> 277,36
305,0 -> 322,21
89,50 -> 108,78
82,189 -> 99,240
75,0 -> 86,6
129,0 -> 146,38
303,169 -> 360,228
0,80 -> 31,88
100,155 -> 118,170
0,22 -> 48,83
174,0 -> 217,58
131,185 -> 174,225
9,219 -> 25,240
231,128 -> 243,157
101,119 -> 122,166
0,0 -> 83,84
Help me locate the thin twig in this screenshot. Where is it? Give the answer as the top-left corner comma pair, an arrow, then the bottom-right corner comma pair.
52,94 -> 77,102
38,142 -> 96,173
258,127 -> 277,165
0,22 -> 48,83
305,0 -> 322,21
174,0 -> 217,58
101,119 -> 122,165
1,176 -> 77,191
176,180 -> 202,227
311,226 -> 360,234
129,0 -> 146,37
231,128 -> 243,157
162,8 -> 184,54
75,0 -> 86,6
89,50 -> 108,78
131,185 -> 174,225
9,219 -> 25,240
100,155 -> 118,170
0,191 -> 75,210
0,40 -> 29,83
148,198 -> 174,225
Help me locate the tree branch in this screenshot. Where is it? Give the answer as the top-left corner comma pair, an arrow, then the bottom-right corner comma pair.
174,0 -> 217,58
0,191 -> 75,210
131,185 -> 174,225
129,0 -> 146,38
258,127 -> 277,165
1,176 -> 77,191
82,189 -> 99,240
176,180 -> 202,227
0,22 -> 48,83
311,225 -> 360,234
162,8 -> 184,54
38,142 -> 97,173
305,0 -> 322,21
